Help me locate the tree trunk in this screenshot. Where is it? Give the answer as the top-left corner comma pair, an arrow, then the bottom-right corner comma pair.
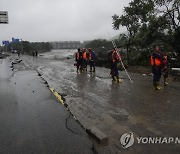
126,37 -> 131,65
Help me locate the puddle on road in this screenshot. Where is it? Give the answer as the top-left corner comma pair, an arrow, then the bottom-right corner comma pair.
128,115 -> 162,135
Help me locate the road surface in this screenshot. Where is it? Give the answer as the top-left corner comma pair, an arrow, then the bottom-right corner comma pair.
6,50 -> 180,153
0,57 -> 93,154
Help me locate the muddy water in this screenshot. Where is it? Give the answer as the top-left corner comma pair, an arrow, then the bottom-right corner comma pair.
20,50 -> 180,154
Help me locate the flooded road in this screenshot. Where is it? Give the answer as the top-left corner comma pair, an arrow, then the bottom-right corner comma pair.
20,50 -> 180,153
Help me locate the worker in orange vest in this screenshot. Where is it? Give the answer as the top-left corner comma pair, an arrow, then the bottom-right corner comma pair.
150,45 -> 164,90
111,48 -> 122,83
75,48 -> 83,72
82,48 -> 87,71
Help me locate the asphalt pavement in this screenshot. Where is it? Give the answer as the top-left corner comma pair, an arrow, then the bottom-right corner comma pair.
19,50 -> 180,154
0,58 -> 93,154
2,51 -> 180,154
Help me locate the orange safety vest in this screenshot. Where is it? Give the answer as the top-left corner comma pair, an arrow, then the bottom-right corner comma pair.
83,52 -> 87,60
150,56 -> 161,66
112,50 -> 120,63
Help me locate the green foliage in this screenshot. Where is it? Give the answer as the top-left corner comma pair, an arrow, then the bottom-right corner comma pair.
7,41 -> 52,54
84,39 -> 112,49
112,0 -> 180,65
173,27 -> 180,53
155,0 -> 180,31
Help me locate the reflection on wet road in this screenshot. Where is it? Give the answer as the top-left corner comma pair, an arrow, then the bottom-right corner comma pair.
21,50 -> 180,153
0,58 -> 93,154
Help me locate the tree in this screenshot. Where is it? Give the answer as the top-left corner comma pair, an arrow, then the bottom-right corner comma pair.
155,0 -> 180,52
7,41 -> 52,54
112,0 -> 180,64
112,0 -> 155,63
117,34 -> 129,47
173,27 -> 180,52
84,39 -> 112,49
155,0 -> 180,31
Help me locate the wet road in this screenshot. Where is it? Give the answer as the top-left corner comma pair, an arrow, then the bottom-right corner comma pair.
18,50 -> 180,153
0,58 -> 93,154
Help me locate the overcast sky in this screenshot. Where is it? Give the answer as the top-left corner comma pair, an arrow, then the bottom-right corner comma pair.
0,0 -> 130,42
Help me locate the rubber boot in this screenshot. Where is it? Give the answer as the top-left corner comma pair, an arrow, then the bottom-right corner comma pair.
154,82 -> 161,90
93,67 -> 95,72
156,84 -> 161,90
112,75 -> 116,81
116,76 -> 122,83
80,67 -> 83,72
164,78 -> 168,86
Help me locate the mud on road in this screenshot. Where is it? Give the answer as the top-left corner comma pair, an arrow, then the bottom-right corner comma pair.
18,50 -> 180,154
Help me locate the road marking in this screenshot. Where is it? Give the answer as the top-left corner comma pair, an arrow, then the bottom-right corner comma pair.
50,88 -> 64,105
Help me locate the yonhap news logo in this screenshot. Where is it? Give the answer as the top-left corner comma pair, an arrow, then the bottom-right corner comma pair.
120,132 -> 134,149
120,132 -> 180,149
